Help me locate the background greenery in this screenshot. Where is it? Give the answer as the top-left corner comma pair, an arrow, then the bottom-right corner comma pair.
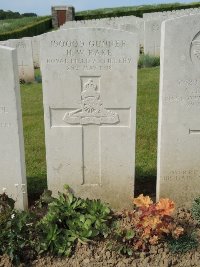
21,67 -> 159,203
1,2 -> 200,39
0,9 -> 37,20
76,2 -> 200,19
0,17 -> 52,40
0,17 -> 48,33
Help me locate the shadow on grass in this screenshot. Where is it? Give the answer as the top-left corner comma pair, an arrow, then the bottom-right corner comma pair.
134,167 -> 156,201
27,176 -> 47,206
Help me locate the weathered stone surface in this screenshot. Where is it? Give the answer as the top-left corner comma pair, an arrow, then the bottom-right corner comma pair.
0,41 -> 8,46
8,38 -> 34,82
0,45 -> 27,209
40,28 -> 138,209
143,7 -> 200,20
143,8 -> 200,56
157,14 -> 200,206
60,16 -> 144,47
144,19 -> 162,56
32,36 -> 41,68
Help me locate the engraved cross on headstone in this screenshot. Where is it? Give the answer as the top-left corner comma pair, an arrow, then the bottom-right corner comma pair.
189,129 -> 200,134
152,23 -> 160,56
18,60 -> 28,79
50,77 -> 130,186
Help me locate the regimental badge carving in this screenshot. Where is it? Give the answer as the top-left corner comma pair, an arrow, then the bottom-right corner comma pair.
190,31 -> 200,64
63,78 -> 119,125
191,40 -> 200,59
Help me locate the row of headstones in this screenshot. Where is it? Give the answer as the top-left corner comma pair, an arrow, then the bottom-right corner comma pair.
60,7 -> 200,56
143,7 -> 200,56
143,7 -> 200,19
60,15 -> 144,48
0,35 -> 43,82
1,13 -> 200,210
0,15 -> 143,81
2,6 -> 200,82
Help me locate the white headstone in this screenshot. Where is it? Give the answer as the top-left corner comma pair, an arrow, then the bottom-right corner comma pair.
32,36 -> 41,68
0,45 -> 27,209
41,28 -> 138,209
144,19 -> 162,56
8,38 -> 34,82
143,8 -> 200,56
157,14 -> 200,206
143,8 -> 200,20
0,40 -> 9,46
61,16 -> 144,47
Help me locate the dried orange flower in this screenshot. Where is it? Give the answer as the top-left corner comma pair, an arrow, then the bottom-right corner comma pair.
160,225 -> 171,234
149,235 -> 159,245
133,194 -> 153,208
173,226 -> 184,238
134,240 -> 143,250
142,215 -> 161,229
141,226 -> 151,238
156,198 -> 175,215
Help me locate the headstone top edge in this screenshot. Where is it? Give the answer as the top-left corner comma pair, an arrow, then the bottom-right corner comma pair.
0,45 -> 15,52
162,13 -> 200,26
44,27 -> 139,36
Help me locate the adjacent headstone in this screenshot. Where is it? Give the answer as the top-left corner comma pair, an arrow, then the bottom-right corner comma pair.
0,45 -> 27,209
120,16 -> 144,47
157,14 -> 200,206
8,38 -> 34,82
143,8 -> 200,56
61,16 -> 144,47
144,19 -> 162,56
40,28 -> 138,209
143,7 -> 200,20
32,36 -> 41,68
0,40 -> 8,46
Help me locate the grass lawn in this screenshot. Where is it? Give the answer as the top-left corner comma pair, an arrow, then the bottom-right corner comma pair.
21,67 -> 160,203
135,67 -> 159,197
0,16 -> 49,34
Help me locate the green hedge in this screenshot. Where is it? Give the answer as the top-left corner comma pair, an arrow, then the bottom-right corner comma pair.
75,2 -> 200,20
0,17 -> 52,41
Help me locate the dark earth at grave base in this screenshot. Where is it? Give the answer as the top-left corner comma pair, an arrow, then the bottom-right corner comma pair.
1,208 -> 200,267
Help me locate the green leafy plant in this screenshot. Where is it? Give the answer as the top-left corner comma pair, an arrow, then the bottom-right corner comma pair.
37,185 -> 112,256
191,196 -> 200,223
0,193 -> 15,224
168,232 -> 198,253
138,54 -> 160,68
110,220 -> 135,256
35,73 -> 42,83
0,209 -> 37,265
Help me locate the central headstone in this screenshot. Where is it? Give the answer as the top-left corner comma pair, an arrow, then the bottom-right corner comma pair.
40,28 -> 138,209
